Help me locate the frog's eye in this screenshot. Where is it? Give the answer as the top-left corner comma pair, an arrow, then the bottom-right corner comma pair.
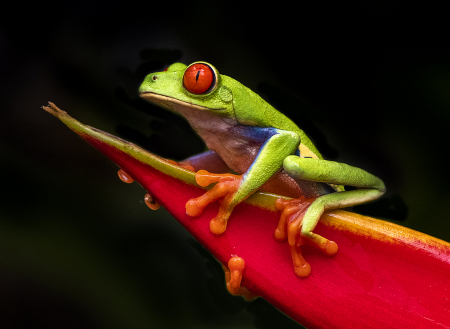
183,63 -> 217,94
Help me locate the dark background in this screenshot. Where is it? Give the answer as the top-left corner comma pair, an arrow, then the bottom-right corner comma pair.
1,1 -> 449,328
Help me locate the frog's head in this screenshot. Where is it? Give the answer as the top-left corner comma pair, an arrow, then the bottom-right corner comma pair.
139,62 -> 235,118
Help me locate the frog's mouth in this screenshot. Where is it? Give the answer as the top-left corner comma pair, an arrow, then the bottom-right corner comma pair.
140,92 -> 225,112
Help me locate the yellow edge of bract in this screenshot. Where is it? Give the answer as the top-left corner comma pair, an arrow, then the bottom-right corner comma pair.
323,210 -> 450,257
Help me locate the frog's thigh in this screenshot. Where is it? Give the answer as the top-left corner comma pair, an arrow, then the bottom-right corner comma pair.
283,156 -> 385,243
283,156 -> 385,191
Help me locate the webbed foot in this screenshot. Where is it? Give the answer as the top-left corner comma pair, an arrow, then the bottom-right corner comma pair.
275,197 -> 338,277
185,170 -> 242,234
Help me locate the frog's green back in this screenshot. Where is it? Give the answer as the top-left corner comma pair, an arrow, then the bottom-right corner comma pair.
223,75 -> 323,160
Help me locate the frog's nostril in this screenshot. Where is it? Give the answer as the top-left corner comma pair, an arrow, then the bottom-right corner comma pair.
152,75 -> 158,81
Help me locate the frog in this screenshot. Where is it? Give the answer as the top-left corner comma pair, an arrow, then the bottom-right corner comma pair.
138,61 -> 385,277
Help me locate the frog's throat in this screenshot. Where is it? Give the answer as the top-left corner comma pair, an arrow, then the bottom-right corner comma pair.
140,92 -> 224,112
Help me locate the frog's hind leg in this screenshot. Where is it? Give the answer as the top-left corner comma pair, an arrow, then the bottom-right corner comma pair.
300,189 -> 383,253
282,155 -> 386,276
275,198 -> 314,277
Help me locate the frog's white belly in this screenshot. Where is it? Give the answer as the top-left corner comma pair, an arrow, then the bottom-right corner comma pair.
187,112 -> 264,174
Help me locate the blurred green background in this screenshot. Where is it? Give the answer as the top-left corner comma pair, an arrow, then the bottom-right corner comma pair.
1,1 -> 449,328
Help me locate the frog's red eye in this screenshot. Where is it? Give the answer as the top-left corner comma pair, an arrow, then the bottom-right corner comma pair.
183,63 -> 216,94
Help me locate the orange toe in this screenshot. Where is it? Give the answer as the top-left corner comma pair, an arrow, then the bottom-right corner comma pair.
322,240 -> 338,256
210,217 -> 228,234
275,196 -> 339,278
118,168 -> 134,183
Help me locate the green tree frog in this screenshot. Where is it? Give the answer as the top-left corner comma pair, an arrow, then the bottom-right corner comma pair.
139,62 -> 385,277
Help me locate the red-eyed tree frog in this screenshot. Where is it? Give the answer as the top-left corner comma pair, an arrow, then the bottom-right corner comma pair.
138,62 -> 385,277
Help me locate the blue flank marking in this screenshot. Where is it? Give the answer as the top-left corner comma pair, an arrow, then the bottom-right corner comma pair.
241,127 -> 281,181
295,148 -> 300,157
238,125 -> 278,143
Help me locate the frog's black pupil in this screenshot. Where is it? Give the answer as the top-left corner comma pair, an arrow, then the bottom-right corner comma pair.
195,70 -> 200,81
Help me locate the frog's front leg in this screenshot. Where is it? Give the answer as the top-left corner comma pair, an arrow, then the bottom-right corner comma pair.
186,129 -> 300,234
186,170 -> 242,233
281,156 -> 386,277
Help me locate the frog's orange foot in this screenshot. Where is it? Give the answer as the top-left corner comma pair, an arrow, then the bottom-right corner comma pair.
226,256 -> 245,294
185,170 -> 242,235
223,256 -> 257,301
275,197 -> 313,277
275,197 -> 338,277
274,197 -> 311,241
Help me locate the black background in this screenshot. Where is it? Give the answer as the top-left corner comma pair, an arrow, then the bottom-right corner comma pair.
1,1 -> 449,328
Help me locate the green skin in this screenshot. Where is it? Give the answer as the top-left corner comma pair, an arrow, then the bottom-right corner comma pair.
139,62 -> 385,243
